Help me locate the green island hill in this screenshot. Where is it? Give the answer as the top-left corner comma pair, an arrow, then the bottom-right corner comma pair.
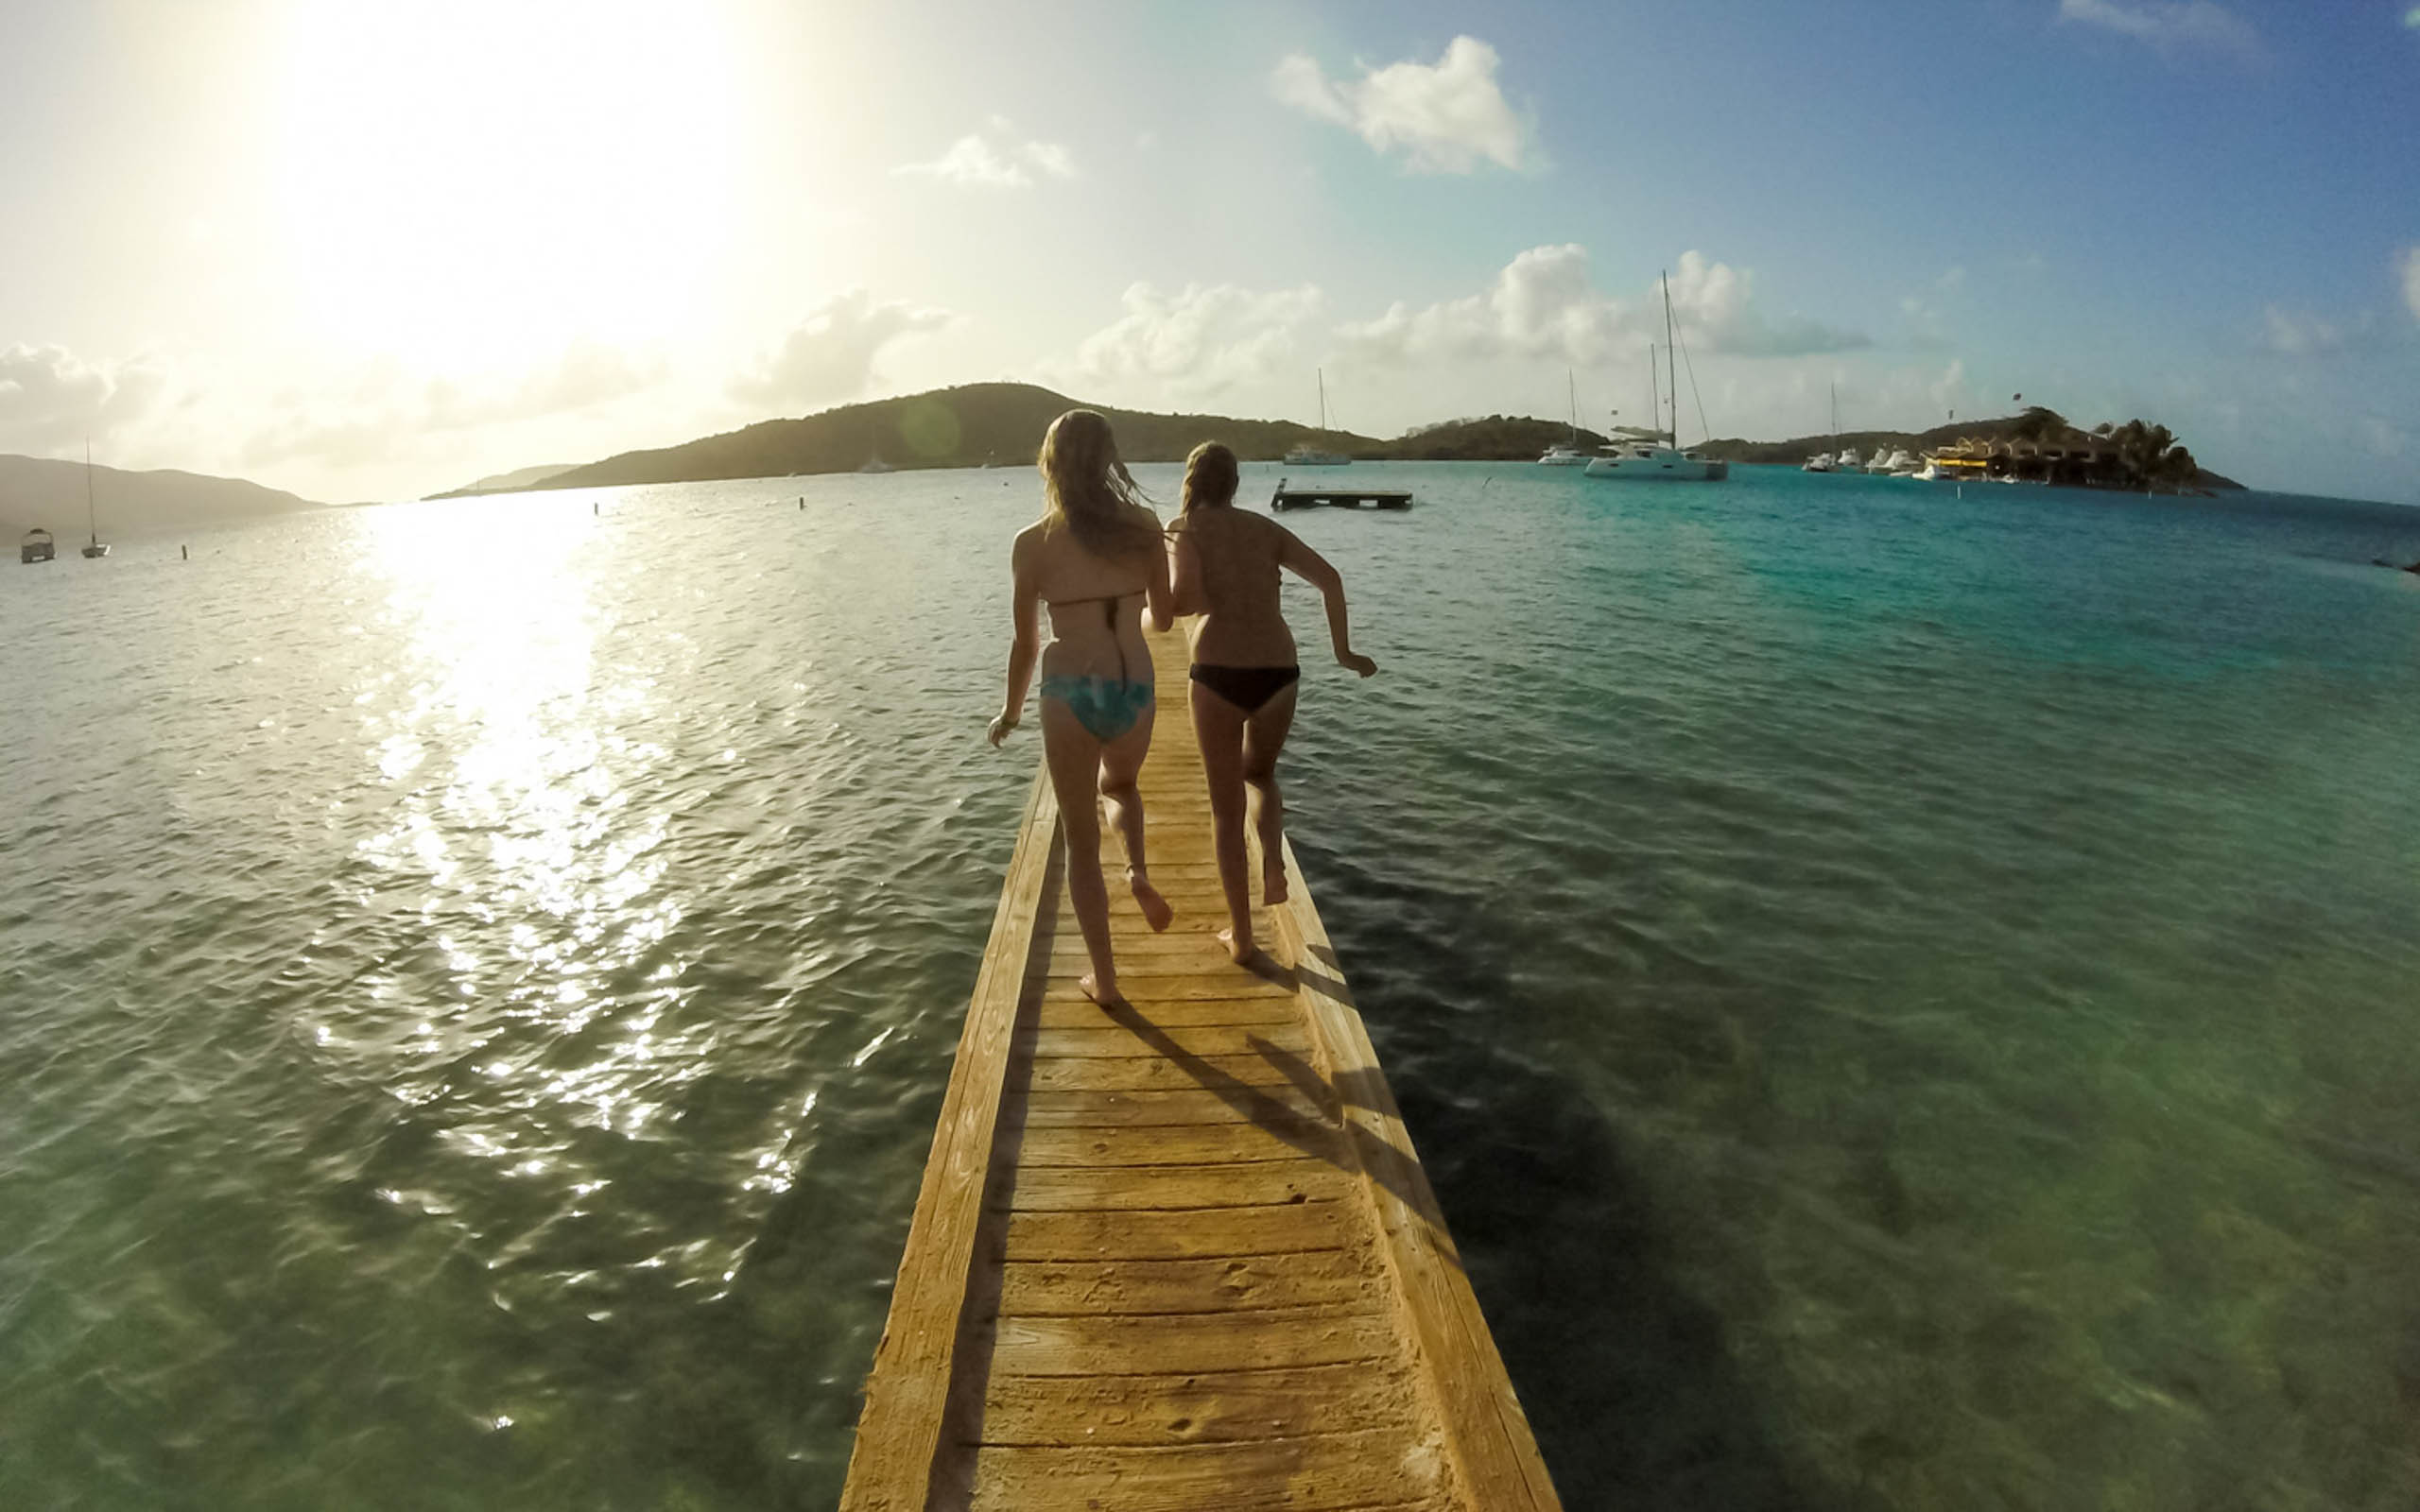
1,454 -> 321,541
429,384 -> 1610,496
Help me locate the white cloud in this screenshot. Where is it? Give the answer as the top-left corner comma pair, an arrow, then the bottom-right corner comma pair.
1336,245 -> 1866,369
1271,36 -> 1533,174
1061,283 -> 1323,394
0,343 -> 171,455
2400,246 -> 2420,323
729,290 -> 950,409
1901,266 -> 1966,347
1667,251 -> 1871,357
2056,0 -> 2259,54
895,119 -> 1076,189
2257,306 -> 2348,356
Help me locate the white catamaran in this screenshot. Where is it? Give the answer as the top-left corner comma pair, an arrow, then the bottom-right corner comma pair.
1585,273 -> 1729,483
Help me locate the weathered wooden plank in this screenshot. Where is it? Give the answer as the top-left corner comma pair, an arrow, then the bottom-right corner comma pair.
1027,1052 -> 1306,1094
1032,994 -> 1301,1030
997,1158 -> 1350,1212
1004,1201 -> 1349,1262
965,1424 -> 1455,1512
995,1250 -> 1380,1317
1020,1083 -> 1333,1129
1023,1022 -> 1309,1060
838,769 -> 1057,1512
1039,973 -> 1299,1003
976,1360 -> 1423,1447
1046,944 -> 1263,975
1018,1118 -> 1343,1168
989,1303 -> 1398,1378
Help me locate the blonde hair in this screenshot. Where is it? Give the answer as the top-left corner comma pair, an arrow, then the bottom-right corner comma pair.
1180,440 -> 1239,515
1038,409 -> 1160,558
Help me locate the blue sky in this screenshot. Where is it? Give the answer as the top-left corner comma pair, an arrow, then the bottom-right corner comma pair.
0,0 -> 2413,502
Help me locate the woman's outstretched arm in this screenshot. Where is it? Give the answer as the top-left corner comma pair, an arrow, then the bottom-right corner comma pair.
1277,528 -> 1377,678
1144,520 -> 1180,631
990,533 -> 1043,746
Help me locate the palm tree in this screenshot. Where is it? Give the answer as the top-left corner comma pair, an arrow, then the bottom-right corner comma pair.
2108,420 -> 2196,491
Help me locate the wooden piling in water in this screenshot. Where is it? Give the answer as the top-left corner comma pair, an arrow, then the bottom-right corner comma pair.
840,626 -> 1559,1511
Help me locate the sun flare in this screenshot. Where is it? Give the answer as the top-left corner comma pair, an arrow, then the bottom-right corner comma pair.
271,0 -> 743,375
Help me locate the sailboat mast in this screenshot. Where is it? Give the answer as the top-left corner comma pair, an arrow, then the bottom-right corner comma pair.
1662,271 -> 1678,445
1566,369 -> 1577,445
1648,346 -> 1658,438
84,439 -> 95,546
1317,369 -> 1327,432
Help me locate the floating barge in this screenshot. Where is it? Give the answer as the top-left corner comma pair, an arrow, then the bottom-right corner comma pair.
1270,477 -> 1412,512
841,627 -> 1557,1511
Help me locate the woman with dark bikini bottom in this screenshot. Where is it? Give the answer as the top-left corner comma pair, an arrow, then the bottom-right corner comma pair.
1167,441 -> 1376,964
989,410 -> 1176,1006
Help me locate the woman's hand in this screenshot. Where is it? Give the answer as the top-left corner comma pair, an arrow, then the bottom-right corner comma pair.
987,713 -> 1018,747
1339,651 -> 1377,679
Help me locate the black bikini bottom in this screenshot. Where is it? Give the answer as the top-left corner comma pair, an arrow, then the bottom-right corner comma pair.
1190,663 -> 1301,713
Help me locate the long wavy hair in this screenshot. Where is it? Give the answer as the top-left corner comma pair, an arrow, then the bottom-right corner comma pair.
1038,410 -> 1160,558
1179,440 -> 1239,516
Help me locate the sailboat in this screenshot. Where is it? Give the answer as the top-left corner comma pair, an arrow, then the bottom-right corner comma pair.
1283,369 -> 1351,466
1537,369 -> 1591,465
1803,385 -> 1839,471
80,442 -> 110,558
1584,273 -> 1729,482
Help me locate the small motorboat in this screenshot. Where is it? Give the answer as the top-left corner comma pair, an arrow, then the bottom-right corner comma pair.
21,527 -> 55,564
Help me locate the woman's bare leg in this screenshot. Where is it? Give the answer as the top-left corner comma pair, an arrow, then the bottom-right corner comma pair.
1040,700 -> 1119,1005
1242,685 -> 1299,906
1189,680 -> 1255,962
1098,701 -> 1171,932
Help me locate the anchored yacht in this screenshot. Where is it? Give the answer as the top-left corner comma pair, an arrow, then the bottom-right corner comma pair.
1585,273 -> 1729,484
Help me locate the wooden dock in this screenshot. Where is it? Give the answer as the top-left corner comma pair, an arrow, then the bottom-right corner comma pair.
1270,479 -> 1413,512
840,627 -> 1559,1511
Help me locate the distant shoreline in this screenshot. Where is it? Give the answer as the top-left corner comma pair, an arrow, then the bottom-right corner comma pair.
426,383 -> 2248,501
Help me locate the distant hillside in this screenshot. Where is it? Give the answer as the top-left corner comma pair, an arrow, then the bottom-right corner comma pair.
447,461 -> 577,495
1699,413 -> 2243,491
490,384 -> 1388,494
0,455 -> 320,540
1390,415 -> 1607,460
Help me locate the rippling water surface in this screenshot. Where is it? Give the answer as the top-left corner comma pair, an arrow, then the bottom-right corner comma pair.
4,465 -> 2417,1508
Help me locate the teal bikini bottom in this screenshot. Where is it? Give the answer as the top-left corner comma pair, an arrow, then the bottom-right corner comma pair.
1041,675 -> 1155,742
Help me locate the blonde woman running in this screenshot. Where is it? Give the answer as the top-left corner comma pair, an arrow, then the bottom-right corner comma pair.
1167,441 -> 1376,964
989,410 -> 1176,1006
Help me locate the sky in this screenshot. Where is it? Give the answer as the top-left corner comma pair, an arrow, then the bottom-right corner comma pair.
0,0 -> 2415,504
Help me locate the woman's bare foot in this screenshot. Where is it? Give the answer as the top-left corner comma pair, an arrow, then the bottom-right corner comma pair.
1078,971 -> 1122,1008
1128,868 -> 1173,932
1216,925 -> 1254,965
1262,861 -> 1289,906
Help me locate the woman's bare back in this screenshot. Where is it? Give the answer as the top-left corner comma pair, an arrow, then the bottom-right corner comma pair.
1018,513 -> 1160,681
1177,507 -> 1297,667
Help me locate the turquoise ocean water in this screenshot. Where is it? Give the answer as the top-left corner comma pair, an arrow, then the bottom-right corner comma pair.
4,463 -> 2417,1508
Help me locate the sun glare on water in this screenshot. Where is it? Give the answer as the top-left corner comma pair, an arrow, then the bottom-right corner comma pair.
271,0 -> 744,374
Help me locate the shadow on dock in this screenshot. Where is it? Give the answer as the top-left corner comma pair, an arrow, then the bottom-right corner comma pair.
1091,992 -> 1461,1249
